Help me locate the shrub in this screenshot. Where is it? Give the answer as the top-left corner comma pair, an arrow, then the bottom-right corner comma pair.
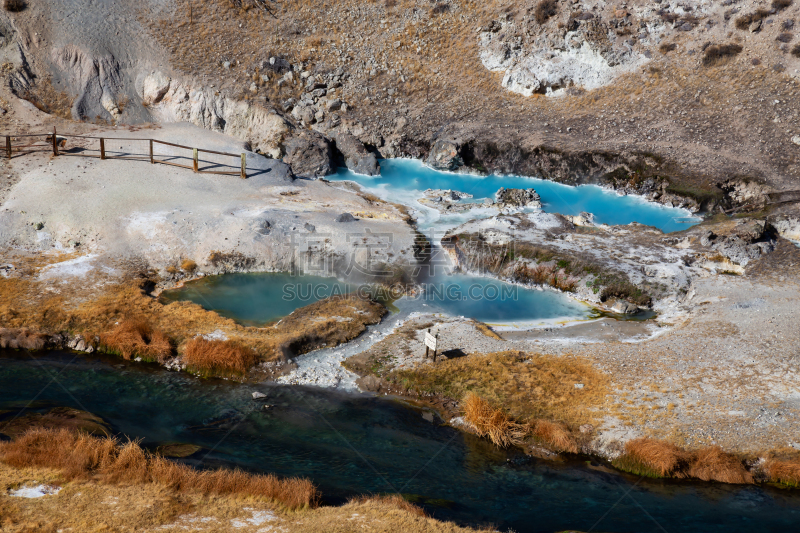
462,393 -> 528,448
659,43 -> 677,54
687,446 -> 753,484
776,32 -> 794,43
431,2 -> 449,15
773,0 -> 792,10
735,9 -> 773,30
180,259 -> 197,272
183,337 -> 257,376
531,419 -> 578,453
0,427 -> 318,509
792,44 -> 800,57
702,44 -> 743,66
100,320 -> 172,362
535,0 -> 558,24
599,281 -> 652,307
3,0 -> 26,12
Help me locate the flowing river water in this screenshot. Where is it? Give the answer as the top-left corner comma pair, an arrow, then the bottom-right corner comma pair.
2,350 -> 800,532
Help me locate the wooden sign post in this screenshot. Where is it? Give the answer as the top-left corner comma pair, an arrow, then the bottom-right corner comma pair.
424,329 -> 438,362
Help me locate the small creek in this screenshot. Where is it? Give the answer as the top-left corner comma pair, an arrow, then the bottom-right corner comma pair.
329,158 -> 701,233
2,351 -> 799,533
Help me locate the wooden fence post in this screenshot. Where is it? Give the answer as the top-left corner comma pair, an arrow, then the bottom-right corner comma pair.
241,153 -> 246,179
149,140 -> 154,164
52,127 -> 58,156
5,136 -> 10,159
192,148 -> 198,172
99,138 -> 105,160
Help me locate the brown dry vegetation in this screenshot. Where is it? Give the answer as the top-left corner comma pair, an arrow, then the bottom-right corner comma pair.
0,464 -> 490,533
0,253 -> 385,377
613,438 -> 753,483
764,456 -> 800,487
99,319 -> 172,362
462,393 -> 528,448
391,351 -> 609,428
183,337 -> 257,377
530,419 -> 578,454
348,494 -> 428,518
687,446 -> 753,484
0,427 -> 319,510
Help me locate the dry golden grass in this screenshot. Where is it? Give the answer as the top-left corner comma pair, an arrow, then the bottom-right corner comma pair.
183,337 -> 257,377
0,428 -> 318,510
348,494 -> 427,518
180,259 -> 198,272
613,439 -> 754,484
392,351 -> 609,427
687,446 -> 753,484
620,437 -> 687,477
0,461 -> 489,533
765,457 -> 800,487
462,393 -> 528,448
99,319 -> 172,362
531,419 -> 578,454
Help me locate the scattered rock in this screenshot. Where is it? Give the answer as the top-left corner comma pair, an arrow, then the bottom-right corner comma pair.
252,391 -> 267,400
356,374 -> 382,392
335,212 -> 356,222
611,300 -> 639,314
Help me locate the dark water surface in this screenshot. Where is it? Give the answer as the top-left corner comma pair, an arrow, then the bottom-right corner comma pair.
1,350 -> 798,532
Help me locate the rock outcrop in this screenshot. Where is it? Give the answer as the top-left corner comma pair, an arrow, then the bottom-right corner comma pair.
495,187 -> 542,209
282,132 -> 335,178
141,71 -> 292,159
334,132 -> 379,176
425,139 -> 463,171
701,219 -> 775,267
479,15 -> 646,96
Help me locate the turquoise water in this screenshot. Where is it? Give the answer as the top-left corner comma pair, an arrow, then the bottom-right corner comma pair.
160,273 -> 355,325
329,158 -> 700,233
2,351 -> 799,533
161,273 -> 592,326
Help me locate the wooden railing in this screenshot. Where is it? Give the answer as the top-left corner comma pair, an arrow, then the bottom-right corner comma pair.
3,128 -> 248,179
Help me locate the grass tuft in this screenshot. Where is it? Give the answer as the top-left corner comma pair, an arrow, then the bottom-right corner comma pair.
687,446 -> 753,484
99,320 -> 172,362
3,0 -> 25,12
349,494 -> 428,518
183,337 -> 257,377
0,427 -> 319,509
702,44 -> 743,67
616,437 -> 687,477
180,259 -> 197,272
462,393 -> 529,448
534,0 -> 558,24
531,419 -> 578,453
765,458 -> 800,487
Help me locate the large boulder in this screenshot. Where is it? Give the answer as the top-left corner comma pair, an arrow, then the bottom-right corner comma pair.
334,132 -> 380,176
282,132 -> 335,178
142,71 -> 171,105
426,139 -> 463,171
495,187 -> 542,209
